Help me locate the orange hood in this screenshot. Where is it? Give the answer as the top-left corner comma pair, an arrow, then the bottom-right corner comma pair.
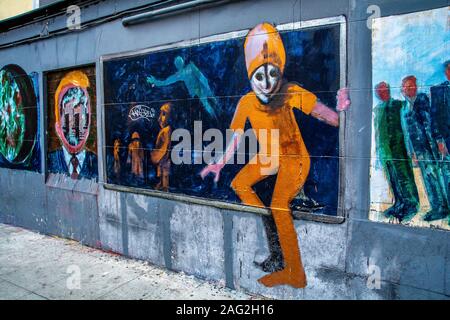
244,22 -> 286,79
160,102 -> 172,115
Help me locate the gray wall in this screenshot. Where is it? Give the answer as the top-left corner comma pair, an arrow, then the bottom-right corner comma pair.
0,0 -> 449,299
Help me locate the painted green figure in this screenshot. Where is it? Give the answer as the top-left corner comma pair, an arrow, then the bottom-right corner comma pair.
147,56 -> 219,121
374,82 -> 419,221
400,76 -> 449,222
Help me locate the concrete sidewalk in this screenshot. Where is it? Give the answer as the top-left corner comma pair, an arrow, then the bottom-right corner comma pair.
0,223 -> 261,300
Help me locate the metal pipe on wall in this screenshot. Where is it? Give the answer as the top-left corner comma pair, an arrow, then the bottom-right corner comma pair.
122,0 -> 230,26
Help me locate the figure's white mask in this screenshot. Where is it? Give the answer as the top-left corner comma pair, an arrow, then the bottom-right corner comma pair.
250,64 -> 282,104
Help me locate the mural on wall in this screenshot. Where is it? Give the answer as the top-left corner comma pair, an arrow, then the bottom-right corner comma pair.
103,21 -> 349,288
47,66 -> 98,180
370,7 -> 450,230
0,64 -> 40,172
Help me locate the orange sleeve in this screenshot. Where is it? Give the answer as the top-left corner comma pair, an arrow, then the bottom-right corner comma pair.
287,84 -> 317,115
229,96 -> 248,131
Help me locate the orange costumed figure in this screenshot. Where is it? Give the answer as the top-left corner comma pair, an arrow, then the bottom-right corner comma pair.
127,131 -> 144,178
151,103 -> 172,191
113,138 -> 121,177
201,23 -> 350,288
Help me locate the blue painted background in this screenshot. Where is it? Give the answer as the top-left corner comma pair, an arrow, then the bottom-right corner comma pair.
103,24 -> 341,215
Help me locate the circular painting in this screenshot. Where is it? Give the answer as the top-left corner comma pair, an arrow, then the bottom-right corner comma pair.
0,64 -> 37,164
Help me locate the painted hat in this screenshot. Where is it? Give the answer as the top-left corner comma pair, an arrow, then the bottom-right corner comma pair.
160,102 -> 172,114
244,22 -> 286,79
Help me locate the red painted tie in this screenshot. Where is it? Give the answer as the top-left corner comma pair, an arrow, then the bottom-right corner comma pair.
70,155 -> 79,180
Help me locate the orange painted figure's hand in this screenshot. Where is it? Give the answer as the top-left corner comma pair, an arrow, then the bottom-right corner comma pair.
200,132 -> 241,183
336,87 -> 351,112
200,163 -> 225,183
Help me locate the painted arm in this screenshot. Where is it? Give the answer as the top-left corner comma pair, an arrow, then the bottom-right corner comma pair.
138,146 -> 144,161
310,88 -> 350,127
422,106 -> 448,158
400,115 -> 418,167
200,132 -> 242,183
417,93 -> 448,158
373,106 -> 384,170
147,72 -> 183,87
430,87 -> 446,147
127,145 -> 132,164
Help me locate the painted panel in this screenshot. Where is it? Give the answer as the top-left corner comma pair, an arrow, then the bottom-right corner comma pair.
370,7 -> 450,230
103,20 -> 348,288
103,23 -> 344,215
0,64 -> 40,172
46,66 -> 98,180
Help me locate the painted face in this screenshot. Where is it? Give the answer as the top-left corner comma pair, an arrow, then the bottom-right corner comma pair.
445,64 -> 450,81
57,86 -> 90,152
250,64 -> 282,104
402,79 -> 417,99
375,82 -> 390,102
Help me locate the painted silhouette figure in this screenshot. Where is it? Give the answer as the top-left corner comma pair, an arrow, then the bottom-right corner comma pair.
374,82 -> 419,222
400,76 -> 449,222
151,103 -> 172,192
146,56 -> 219,121
430,60 -> 450,212
113,138 -> 121,177
127,132 -> 144,179
200,23 -> 350,288
430,60 -> 450,155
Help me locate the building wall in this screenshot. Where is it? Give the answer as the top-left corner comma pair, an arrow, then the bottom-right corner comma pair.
0,0 -> 449,299
0,0 -> 36,20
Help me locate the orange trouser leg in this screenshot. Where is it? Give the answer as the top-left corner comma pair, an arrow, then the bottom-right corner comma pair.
231,157 -> 268,209
258,156 -> 310,288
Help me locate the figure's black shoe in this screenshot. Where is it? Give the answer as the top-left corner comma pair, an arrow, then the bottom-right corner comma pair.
291,191 -> 323,215
384,203 -> 417,222
291,200 -> 323,217
254,254 -> 284,273
398,203 -> 418,223
423,208 -> 449,221
383,204 -> 402,219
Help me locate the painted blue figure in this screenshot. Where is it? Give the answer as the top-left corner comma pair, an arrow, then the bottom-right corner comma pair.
430,61 -> 450,152
146,56 -> 219,121
430,60 -> 450,209
400,76 -> 449,222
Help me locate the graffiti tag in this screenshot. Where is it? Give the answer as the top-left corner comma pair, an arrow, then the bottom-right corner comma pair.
128,105 -> 155,121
